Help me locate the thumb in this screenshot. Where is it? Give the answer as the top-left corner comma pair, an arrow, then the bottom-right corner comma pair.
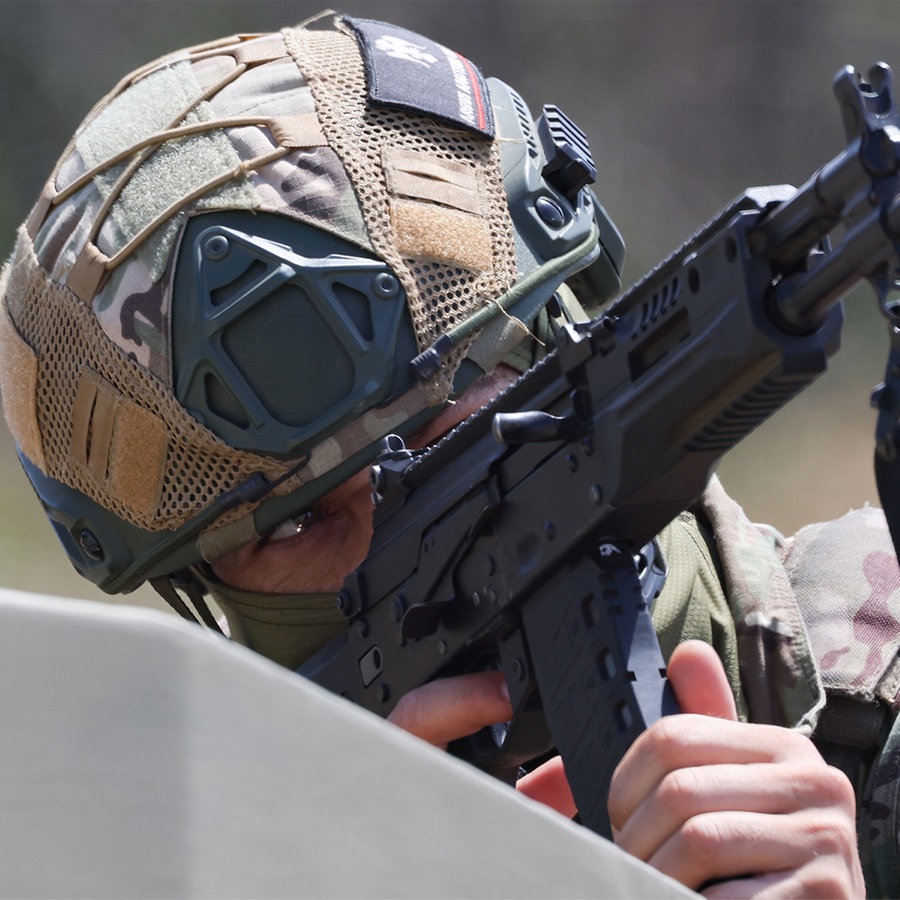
666,639 -> 738,721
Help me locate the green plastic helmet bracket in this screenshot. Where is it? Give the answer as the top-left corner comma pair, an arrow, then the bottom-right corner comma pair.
18,452 -> 194,593
487,77 -> 625,315
173,211 -> 420,459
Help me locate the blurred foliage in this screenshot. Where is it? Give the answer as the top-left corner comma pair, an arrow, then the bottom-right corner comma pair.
0,0 -> 899,607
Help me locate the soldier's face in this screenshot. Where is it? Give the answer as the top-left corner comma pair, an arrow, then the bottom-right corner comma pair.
211,366 -> 519,595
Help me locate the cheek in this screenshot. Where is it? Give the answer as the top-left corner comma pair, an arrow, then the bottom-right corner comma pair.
331,501 -> 375,575
211,495 -> 375,595
275,515 -> 371,593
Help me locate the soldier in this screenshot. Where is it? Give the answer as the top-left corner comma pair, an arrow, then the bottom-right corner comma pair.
0,11 -> 888,896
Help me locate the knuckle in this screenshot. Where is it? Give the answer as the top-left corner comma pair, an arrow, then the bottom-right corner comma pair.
808,808 -> 859,859
655,767 -> 703,819
821,764 -> 858,812
606,766 -> 632,827
677,813 -> 728,859
792,757 -> 857,811
791,859 -> 859,900
642,715 -> 693,760
786,809 -> 863,897
778,726 -> 829,762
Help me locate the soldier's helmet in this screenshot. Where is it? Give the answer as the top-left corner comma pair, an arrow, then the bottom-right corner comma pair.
0,13 -> 624,606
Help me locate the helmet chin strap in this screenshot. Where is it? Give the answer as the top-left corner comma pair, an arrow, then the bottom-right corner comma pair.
150,572 -> 225,635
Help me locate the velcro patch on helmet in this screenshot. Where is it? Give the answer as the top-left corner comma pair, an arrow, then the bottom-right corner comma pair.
70,367 -> 168,519
0,278 -> 45,472
390,200 -> 494,273
343,17 -> 495,138
383,147 -> 483,214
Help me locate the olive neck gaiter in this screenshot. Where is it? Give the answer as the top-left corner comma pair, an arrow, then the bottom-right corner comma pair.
195,567 -> 348,671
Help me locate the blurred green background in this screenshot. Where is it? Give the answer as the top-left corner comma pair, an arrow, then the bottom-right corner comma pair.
0,0 -> 898,612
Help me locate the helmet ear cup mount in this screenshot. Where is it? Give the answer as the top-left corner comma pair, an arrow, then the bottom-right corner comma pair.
17,452 -> 192,591
173,212 -> 419,459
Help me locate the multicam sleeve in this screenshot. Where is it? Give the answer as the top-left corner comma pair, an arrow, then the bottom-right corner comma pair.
778,503 -> 900,896
698,476 -> 826,732
859,721 -> 900,896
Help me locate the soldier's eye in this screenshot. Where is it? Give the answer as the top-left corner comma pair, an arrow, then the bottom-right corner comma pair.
267,508 -> 322,541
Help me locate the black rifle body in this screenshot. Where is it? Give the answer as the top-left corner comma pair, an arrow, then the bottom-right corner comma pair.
301,65 -> 900,839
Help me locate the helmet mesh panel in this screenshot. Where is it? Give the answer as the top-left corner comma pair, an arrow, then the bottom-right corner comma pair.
286,24 -> 518,398
5,230 -> 296,533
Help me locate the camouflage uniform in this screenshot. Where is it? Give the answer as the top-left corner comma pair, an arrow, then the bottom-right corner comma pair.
655,475 -> 900,895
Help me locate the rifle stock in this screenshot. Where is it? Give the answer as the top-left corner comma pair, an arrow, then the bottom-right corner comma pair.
301,64 -> 900,839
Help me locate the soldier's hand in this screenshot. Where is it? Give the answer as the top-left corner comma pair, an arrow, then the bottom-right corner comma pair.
608,640 -> 864,898
387,670 -> 512,750
387,671 -> 577,817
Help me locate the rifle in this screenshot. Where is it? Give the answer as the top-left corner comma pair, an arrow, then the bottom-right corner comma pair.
300,63 -> 900,840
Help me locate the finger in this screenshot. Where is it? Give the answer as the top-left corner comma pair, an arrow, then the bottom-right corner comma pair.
647,808 -> 861,896
702,872 -> 789,900
608,716 -> 819,833
613,758 -> 847,862
387,670 -> 512,749
653,810 -> 794,889
516,756 -> 578,819
667,639 -> 737,720
702,867 -> 861,900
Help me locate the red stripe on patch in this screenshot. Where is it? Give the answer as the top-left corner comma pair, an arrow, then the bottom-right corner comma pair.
455,51 -> 488,131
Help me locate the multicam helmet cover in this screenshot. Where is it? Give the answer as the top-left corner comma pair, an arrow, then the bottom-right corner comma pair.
0,13 -> 623,594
